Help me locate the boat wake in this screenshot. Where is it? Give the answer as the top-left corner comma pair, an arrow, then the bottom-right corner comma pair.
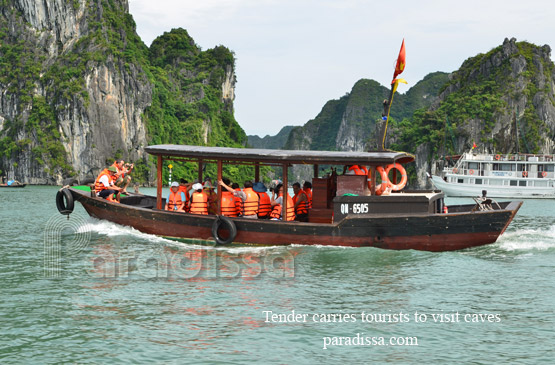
76,216 -> 288,254
497,226 -> 555,251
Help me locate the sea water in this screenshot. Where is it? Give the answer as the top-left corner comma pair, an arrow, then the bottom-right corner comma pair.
1,186 -> 554,364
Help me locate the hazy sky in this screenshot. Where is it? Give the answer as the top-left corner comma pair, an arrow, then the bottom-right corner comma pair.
128,0 -> 554,137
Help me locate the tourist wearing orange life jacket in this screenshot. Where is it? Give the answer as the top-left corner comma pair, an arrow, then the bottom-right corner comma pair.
252,182 -> 271,219
270,183 -> 295,221
219,178 -> 238,217
165,182 -> 186,212
178,178 -> 192,212
218,179 -> 259,219
231,183 -> 243,216
292,182 -> 309,222
303,181 -> 313,210
94,166 -> 122,202
189,183 -> 208,215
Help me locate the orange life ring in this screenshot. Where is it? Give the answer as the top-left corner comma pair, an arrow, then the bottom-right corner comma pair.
469,169 -> 474,175
374,166 -> 391,196
522,171 -> 528,177
542,171 -> 547,177
495,154 -> 500,160
452,168 -> 458,174
385,164 -> 408,191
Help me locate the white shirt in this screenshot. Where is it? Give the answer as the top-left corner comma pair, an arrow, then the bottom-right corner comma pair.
98,175 -> 112,188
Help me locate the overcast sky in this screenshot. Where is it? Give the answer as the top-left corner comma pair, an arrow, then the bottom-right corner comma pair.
128,0 -> 554,137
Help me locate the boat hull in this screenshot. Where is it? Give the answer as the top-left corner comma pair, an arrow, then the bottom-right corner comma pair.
69,188 -> 522,252
0,183 -> 26,188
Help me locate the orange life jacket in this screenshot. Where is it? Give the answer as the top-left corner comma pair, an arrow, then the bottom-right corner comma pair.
242,187 -> 259,216
349,165 -> 368,176
94,169 -> 113,192
303,188 -> 313,209
270,193 -> 295,221
293,190 -> 308,215
257,192 -> 272,218
190,191 -> 208,215
178,185 -> 190,211
221,191 -> 238,217
167,190 -> 184,211
234,188 -> 243,216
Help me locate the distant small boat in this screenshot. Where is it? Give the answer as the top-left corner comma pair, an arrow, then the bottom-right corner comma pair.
0,181 -> 27,188
431,150 -> 555,198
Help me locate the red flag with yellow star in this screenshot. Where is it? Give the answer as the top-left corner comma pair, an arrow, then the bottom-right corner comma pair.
392,39 -> 406,83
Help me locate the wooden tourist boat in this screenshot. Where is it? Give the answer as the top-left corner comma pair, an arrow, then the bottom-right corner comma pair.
0,181 -> 26,188
56,145 -> 522,252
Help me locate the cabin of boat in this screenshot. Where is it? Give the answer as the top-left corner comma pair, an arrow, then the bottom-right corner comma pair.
144,144 -> 440,220
60,144 -> 522,251
432,150 -> 555,198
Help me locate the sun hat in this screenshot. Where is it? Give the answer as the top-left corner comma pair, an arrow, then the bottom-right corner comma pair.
107,166 -> 117,173
171,181 -> 179,187
203,181 -> 214,189
192,183 -> 203,191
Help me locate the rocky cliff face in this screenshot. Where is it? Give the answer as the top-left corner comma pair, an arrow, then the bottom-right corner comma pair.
0,0 -> 151,183
414,38 -> 555,188
0,0 -> 242,184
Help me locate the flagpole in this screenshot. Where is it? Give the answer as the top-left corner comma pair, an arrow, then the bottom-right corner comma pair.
380,39 -> 405,151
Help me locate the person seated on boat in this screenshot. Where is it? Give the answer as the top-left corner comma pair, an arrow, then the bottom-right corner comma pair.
292,182 -> 309,222
217,178 -> 238,217
218,179 -> 259,219
231,182 -> 243,216
302,181 -> 313,210
178,178 -> 192,212
203,180 -> 218,215
165,182 -> 186,212
111,159 -> 134,194
253,182 -> 271,219
190,183 -> 208,215
94,166 -> 122,203
270,183 -> 295,221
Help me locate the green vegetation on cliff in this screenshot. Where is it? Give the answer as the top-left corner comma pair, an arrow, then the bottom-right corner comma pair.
284,73 -> 449,152
0,0 -> 248,183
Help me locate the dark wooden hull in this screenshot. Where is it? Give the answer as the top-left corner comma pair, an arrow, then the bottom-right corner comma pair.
68,188 -> 522,252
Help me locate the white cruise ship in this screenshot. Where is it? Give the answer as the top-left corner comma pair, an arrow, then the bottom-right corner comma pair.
431,150 -> 555,198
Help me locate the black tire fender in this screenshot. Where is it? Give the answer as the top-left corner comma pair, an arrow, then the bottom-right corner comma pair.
56,188 -> 74,215
211,216 -> 237,245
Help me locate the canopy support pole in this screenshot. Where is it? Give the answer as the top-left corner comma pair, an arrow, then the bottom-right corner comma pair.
156,155 -> 163,210
198,159 -> 203,183
369,166 -> 376,195
282,163 -> 288,220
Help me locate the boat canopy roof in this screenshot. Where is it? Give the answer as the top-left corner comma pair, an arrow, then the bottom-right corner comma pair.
145,144 -> 415,166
